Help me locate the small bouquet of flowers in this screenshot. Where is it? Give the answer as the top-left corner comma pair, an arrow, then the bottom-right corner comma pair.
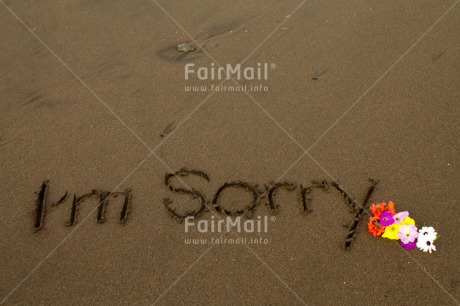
367,201 -> 438,253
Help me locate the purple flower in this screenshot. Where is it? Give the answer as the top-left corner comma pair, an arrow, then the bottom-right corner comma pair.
379,211 -> 394,226
400,240 -> 416,250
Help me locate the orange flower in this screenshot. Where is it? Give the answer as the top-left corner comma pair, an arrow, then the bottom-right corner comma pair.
387,201 -> 396,214
367,216 -> 385,236
370,201 -> 396,217
370,202 -> 385,217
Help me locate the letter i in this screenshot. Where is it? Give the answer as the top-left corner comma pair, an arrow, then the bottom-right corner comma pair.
210,62 -> 215,80
211,215 -> 215,232
34,181 -> 48,231
33,181 -> 68,231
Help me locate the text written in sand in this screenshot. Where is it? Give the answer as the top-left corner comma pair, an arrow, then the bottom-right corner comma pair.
32,168 -> 378,250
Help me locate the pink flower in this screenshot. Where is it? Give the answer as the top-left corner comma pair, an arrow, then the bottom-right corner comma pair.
397,224 -> 419,244
393,211 -> 409,224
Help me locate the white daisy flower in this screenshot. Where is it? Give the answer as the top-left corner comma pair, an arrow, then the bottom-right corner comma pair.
418,226 -> 437,241
416,236 -> 436,253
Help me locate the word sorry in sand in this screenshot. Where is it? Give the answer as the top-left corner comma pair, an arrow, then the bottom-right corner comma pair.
163,168 -> 379,250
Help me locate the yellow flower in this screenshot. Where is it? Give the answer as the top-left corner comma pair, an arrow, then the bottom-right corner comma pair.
401,217 -> 415,225
382,223 -> 401,240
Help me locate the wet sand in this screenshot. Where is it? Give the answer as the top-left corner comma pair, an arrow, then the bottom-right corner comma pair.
1,0 -> 459,305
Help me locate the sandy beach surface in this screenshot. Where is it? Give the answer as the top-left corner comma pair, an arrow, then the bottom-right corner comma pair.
1,0 -> 459,305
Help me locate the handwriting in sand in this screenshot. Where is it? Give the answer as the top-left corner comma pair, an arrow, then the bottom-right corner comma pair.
32,168 -> 378,250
